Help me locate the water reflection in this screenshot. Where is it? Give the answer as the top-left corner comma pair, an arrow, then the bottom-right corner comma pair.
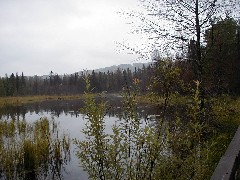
0,117 -> 70,180
0,99 -> 162,121
0,99 -> 165,180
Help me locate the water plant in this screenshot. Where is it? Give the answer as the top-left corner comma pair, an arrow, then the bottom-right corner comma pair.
0,117 -> 70,180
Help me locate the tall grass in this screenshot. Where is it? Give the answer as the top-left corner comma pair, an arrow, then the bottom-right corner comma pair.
0,117 -> 70,179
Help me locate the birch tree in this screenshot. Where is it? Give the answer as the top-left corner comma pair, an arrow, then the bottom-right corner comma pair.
131,0 -> 240,111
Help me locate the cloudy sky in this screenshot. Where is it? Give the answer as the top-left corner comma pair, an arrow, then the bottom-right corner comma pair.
0,0 -> 147,76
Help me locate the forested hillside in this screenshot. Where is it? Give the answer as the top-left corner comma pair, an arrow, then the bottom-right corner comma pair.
0,64 -> 154,96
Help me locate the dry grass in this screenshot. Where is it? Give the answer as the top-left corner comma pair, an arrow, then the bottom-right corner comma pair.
0,94 -> 86,108
136,93 -> 189,105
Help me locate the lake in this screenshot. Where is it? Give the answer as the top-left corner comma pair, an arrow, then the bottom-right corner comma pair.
0,98 -> 159,180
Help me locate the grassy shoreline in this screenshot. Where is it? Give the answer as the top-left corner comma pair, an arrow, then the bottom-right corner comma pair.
1,93 -> 240,179
0,95 -> 86,108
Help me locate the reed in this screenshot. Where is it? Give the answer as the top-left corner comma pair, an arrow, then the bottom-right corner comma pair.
0,117 -> 70,179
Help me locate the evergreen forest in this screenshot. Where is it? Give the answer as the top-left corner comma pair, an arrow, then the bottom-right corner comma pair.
0,8 -> 240,179
0,18 -> 239,97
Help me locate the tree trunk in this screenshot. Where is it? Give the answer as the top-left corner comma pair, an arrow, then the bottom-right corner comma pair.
195,0 -> 205,113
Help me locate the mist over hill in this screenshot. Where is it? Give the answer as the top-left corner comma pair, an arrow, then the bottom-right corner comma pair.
93,63 -> 153,73
36,62 -> 154,79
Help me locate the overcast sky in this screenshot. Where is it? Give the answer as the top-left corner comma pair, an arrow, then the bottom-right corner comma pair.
0,0 -> 147,77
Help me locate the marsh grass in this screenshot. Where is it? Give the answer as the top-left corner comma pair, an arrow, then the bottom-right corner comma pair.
0,94 -> 87,108
137,93 -> 189,106
0,117 -> 70,180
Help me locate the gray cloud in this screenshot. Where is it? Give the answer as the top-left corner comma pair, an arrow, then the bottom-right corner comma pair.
0,0 -> 143,76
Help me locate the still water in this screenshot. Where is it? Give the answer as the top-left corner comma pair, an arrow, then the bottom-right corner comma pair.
0,99 -> 157,179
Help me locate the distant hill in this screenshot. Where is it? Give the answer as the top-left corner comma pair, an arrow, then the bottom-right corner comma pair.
90,62 -> 153,73
39,62 -> 153,79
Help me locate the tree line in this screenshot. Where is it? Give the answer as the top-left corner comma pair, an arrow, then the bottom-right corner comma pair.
152,18 -> 240,97
0,65 -> 154,96
0,18 -> 239,97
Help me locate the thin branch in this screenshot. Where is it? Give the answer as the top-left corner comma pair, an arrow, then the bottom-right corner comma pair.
178,0 -> 195,13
